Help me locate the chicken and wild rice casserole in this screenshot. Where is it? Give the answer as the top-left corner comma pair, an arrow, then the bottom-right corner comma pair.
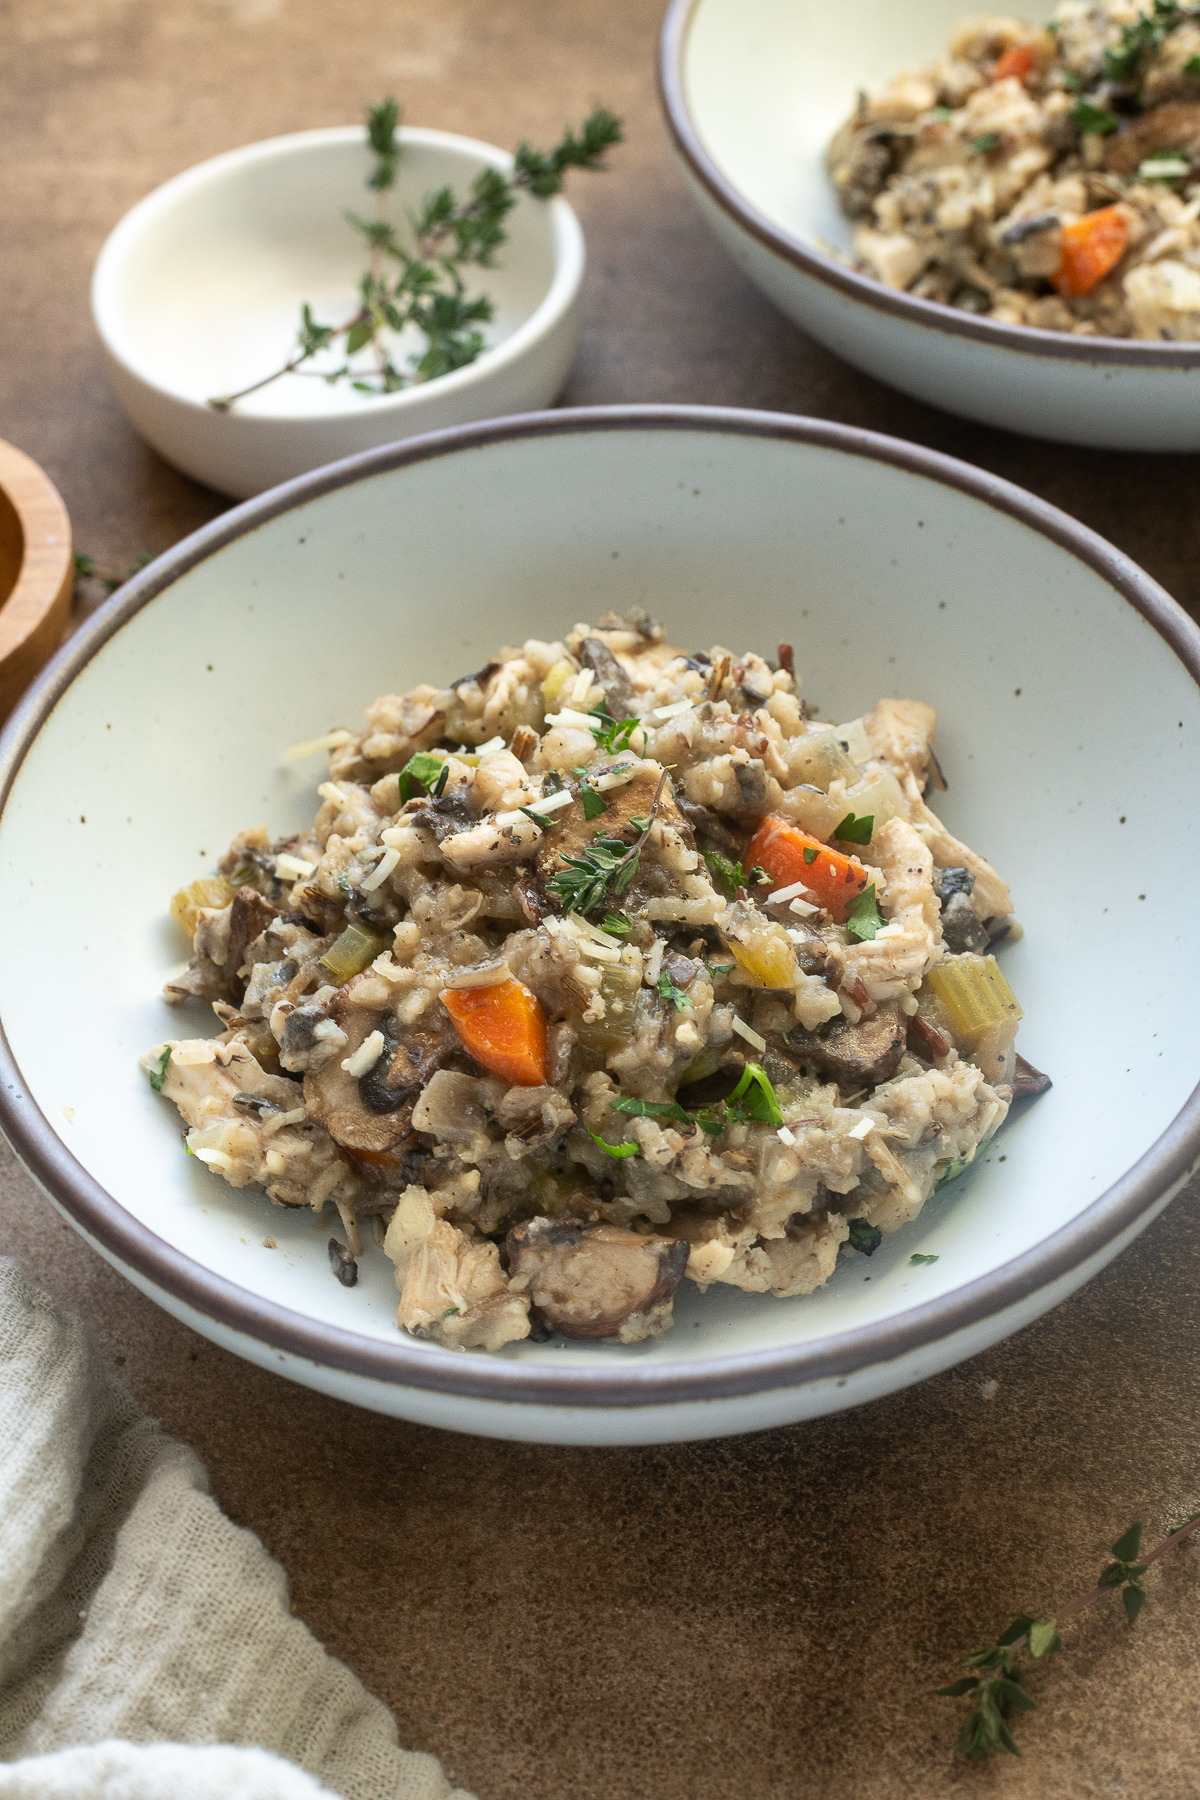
828,1 -> 1200,337
143,617 -> 1045,1352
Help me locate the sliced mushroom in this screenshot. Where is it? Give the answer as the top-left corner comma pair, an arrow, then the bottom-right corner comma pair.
506,1218 -> 688,1342
788,1005 -> 907,1089
1011,1053 -> 1052,1100
675,794 -> 747,862
226,886 -> 278,996
303,977 -> 454,1151
1106,102 -> 1200,175
578,636 -> 636,719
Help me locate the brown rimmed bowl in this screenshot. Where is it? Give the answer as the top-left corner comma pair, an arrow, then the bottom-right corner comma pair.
1,405 -> 1198,1443
659,0 -> 1200,449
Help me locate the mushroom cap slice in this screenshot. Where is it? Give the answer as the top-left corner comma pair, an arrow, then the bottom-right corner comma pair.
506,1218 -> 688,1342
789,1005 -> 907,1090
304,977 -> 452,1152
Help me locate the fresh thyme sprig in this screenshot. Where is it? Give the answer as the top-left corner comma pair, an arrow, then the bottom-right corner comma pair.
547,771 -> 668,916
939,1511 -> 1200,1759
209,99 -> 622,411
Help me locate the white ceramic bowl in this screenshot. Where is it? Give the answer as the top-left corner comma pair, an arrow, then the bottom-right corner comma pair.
660,0 -> 1200,450
2,406 -> 1199,1445
92,127 -> 585,498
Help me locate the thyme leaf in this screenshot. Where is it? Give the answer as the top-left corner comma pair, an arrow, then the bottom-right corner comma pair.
209,100 -> 621,410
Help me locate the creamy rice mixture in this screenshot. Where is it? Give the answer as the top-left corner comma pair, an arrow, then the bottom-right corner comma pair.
143,615 -> 1038,1352
828,1 -> 1200,337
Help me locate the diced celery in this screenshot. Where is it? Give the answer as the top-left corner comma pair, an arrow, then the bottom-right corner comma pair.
925,955 -> 1021,1046
678,1047 -> 723,1089
573,963 -> 641,1057
321,922 -> 390,983
170,875 -> 236,939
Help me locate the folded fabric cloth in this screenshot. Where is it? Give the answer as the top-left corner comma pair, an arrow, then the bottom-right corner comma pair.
0,1260 -> 475,1800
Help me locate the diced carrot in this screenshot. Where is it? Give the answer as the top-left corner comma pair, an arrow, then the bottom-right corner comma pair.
441,979 -> 548,1086
1053,206 -> 1129,298
993,42 -> 1037,84
744,816 -> 869,925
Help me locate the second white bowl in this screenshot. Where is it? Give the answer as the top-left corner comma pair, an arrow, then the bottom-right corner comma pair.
92,126 -> 585,498
660,0 -> 1200,450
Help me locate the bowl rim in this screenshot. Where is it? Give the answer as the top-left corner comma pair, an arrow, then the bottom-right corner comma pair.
90,124 -> 586,422
2,403 -> 1199,1410
658,0 -> 1200,372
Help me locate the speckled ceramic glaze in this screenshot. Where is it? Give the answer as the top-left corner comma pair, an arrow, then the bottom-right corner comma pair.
660,0 -> 1200,449
1,408 -> 1198,1443
92,127 -> 585,498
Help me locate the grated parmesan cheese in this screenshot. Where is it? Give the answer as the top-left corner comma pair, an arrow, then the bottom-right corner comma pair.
777,1125 -> 798,1147
847,1116 -> 875,1140
525,788 -> 575,816
361,846 -> 400,891
731,1016 -> 767,1052
651,698 -> 692,720
342,1030 -> 385,1078
283,729 -> 352,761
544,707 -> 599,731
275,853 -> 316,881
193,1146 -> 234,1171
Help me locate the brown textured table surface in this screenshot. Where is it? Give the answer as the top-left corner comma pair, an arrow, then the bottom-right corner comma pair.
2,3 -> 1198,1797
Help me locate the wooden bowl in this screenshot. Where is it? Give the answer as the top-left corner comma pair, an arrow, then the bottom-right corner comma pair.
0,439 -> 73,721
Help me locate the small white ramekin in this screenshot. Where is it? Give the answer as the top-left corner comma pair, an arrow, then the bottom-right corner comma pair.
92,126 -> 586,498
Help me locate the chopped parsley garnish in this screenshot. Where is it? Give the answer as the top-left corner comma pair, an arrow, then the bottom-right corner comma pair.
694,1113 -> 725,1137
1187,53 -> 1200,74
703,849 -> 744,896
587,704 -> 639,754
847,1219 -> 882,1256
588,1129 -> 639,1159
149,1047 -> 172,1092
581,782 -> 607,821
601,911 -> 631,935
609,1096 -> 693,1125
845,883 -> 885,942
969,132 -> 1001,155
833,811 -> 874,845
749,864 -> 771,885
1072,100 -> 1119,134
726,1061 -> 783,1126
1104,2 -> 1186,86
910,1253 -> 940,1265
802,844 -> 819,865
397,750 -> 445,802
703,961 -> 735,980
656,970 -> 693,1012
936,1153 -> 973,1188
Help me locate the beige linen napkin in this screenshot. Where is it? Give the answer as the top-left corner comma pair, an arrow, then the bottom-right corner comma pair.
0,1259 -> 475,1800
